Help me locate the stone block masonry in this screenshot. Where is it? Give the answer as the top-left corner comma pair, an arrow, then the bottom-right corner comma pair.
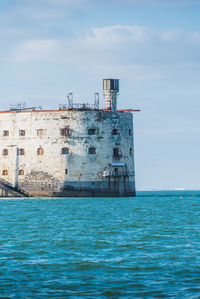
0,109 -> 135,197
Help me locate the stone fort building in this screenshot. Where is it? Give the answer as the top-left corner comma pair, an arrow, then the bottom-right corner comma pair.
0,79 -> 136,197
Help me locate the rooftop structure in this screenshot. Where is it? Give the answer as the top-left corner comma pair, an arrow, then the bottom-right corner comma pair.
0,79 -> 138,197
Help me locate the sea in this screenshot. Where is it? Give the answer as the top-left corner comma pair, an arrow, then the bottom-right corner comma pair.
0,190 -> 199,298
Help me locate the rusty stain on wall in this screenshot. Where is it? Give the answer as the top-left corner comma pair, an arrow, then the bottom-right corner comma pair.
0,110 -> 135,197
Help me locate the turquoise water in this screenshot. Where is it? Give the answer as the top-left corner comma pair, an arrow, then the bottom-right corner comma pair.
0,191 -> 200,298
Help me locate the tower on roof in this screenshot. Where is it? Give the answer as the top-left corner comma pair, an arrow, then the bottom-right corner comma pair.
103,79 -> 119,111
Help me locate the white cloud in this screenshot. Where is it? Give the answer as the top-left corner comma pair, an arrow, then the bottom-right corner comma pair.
86,25 -> 151,49
10,39 -> 60,62
8,25 -> 200,82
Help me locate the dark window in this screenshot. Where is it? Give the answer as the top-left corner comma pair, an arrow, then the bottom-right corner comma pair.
112,129 -> 118,135
114,168 -> 118,175
19,148 -> 25,155
60,128 -> 71,136
37,129 -> 44,136
2,149 -> 8,156
65,169 -> 68,174
88,129 -> 96,135
130,148 -> 133,155
18,169 -> 24,175
113,147 -> 120,158
89,147 -> 96,154
37,147 -> 44,155
2,170 -> 8,176
2,130 -> 9,137
62,147 -> 69,154
129,129 -> 132,136
19,130 -> 25,136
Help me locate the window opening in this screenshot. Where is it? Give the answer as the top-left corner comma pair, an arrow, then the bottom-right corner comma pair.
114,168 -> 118,175
89,147 -> 96,154
18,169 -> 24,175
62,147 -> 69,154
88,129 -> 97,135
113,147 -> 120,158
19,130 -> 25,136
60,128 -> 71,136
112,129 -> 118,135
2,130 -> 9,137
2,149 -> 8,156
37,129 -> 45,136
2,170 -> 8,176
37,147 -> 44,155
19,148 -> 25,155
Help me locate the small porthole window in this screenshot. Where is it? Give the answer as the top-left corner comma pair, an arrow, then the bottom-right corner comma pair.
19,130 -> 25,136
37,147 -> 44,155
2,170 -> 8,176
2,130 -> 9,137
62,147 -> 69,154
88,147 -> 96,154
2,149 -> 8,156
18,169 -> 24,175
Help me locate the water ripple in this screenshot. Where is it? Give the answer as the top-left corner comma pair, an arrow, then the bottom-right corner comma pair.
0,192 -> 199,297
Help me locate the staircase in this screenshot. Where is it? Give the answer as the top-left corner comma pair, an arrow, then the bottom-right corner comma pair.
0,179 -> 31,197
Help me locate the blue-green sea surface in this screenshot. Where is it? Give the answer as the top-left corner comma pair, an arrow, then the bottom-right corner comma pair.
0,191 -> 200,298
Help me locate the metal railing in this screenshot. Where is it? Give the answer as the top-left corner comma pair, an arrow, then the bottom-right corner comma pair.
103,171 -> 134,177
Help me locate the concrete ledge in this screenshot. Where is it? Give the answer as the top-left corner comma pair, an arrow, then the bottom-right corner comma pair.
20,180 -> 136,197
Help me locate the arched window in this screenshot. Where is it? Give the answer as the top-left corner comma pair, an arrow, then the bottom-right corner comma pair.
130,148 -> 133,155
18,169 -> 24,175
19,148 -> 25,155
129,129 -> 132,136
2,149 -> 8,156
114,168 -> 118,175
61,147 -> 69,154
37,147 -> 44,155
89,147 -> 96,154
60,128 -> 71,136
19,130 -> 25,136
88,129 -> 97,135
2,170 -> 8,176
2,130 -> 9,137
37,129 -> 45,136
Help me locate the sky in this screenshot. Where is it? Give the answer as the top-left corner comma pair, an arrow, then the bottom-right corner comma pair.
0,0 -> 200,190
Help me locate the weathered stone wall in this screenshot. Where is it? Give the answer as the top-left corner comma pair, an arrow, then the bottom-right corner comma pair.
0,110 -> 135,197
